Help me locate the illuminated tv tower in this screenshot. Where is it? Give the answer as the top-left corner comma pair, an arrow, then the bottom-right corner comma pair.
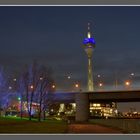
83,23 -> 96,91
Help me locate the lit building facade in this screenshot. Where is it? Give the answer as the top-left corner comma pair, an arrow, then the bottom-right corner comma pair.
90,102 -> 118,118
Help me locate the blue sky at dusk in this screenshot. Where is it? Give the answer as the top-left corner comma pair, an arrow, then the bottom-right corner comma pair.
0,6 -> 140,111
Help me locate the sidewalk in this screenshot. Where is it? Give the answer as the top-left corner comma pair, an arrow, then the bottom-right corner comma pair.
68,124 -> 123,134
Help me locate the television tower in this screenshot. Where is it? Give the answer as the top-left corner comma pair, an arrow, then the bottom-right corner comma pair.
83,23 -> 96,91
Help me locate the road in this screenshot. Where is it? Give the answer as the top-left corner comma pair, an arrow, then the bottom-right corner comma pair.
68,124 -> 123,134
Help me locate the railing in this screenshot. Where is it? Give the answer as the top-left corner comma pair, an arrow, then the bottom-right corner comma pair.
90,119 -> 140,133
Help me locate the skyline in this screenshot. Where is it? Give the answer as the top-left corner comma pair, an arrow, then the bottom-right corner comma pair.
0,6 -> 140,111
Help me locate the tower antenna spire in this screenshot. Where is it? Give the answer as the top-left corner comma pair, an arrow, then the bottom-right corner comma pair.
88,22 -> 90,30
87,22 -> 91,38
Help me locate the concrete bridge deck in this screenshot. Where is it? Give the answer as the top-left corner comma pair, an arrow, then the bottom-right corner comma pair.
51,90 -> 140,103
49,90 -> 140,123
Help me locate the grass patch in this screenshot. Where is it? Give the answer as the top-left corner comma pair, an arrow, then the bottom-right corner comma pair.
0,116 -> 68,133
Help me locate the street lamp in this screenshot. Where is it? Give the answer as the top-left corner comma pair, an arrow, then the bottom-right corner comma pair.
52,84 -> 55,89
67,76 -> 71,79
64,74 -> 72,92
30,85 -> 34,89
9,86 -> 12,90
99,83 -> 103,87
40,77 -> 43,81
13,78 -> 17,82
125,81 -> 130,86
17,97 -> 23,118
98,82 -> 103,91
130,73 -> 134,76
75,83 -> 79,88
130,73 -> 135,89
125,81 -> 131,90
74,83 -> 82,92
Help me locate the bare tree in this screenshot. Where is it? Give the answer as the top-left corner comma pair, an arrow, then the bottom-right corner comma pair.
18,63 -> 38,120
24,62 -> 41,120
35,66 -> 55,121
19,62 -> 55,121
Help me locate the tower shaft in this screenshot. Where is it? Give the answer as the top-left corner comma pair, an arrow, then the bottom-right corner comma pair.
83,22 -> 95,92
88,57 -> 94,91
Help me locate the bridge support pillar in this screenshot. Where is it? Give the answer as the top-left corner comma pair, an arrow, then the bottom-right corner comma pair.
75,93 -> 89,122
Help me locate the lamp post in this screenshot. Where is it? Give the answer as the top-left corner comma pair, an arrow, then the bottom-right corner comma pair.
124,80 -> 131,90
130,73 -> 135,89
13,78 -> 17,82
130,73 -> 134,76
18,96 -> 23,119
67,76 -> 71,79
8,86 -> 12,90
74,83 -> 80,92
40,77 -> 43,81
99,83 -> 103,87
66,74 -> 72,91
98,82 -> 104,91
52,84 -> 55,89
75,83 -> 79,88
114,71 -> 118,90
30,85 -> 34,90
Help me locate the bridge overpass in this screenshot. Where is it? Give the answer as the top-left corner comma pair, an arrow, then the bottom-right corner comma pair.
51,90 -> 140,103
50,90 -> 140,122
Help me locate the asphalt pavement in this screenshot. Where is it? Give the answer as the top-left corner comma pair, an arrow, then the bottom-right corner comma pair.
68,124 -> 123,134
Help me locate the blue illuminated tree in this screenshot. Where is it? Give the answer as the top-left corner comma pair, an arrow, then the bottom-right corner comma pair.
0,66 -> 16,114
0,66 -> 8,110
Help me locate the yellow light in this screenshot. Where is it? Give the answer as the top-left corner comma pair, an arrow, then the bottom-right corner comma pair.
75,84 -> 79,88
96,104 -> 101,107
52,85 -> 55,89
125,81 -> 130,86
72,103 -> 76,107
30,85 -> 34,89
99,83 -> 103,87
87,32 -> 91,38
